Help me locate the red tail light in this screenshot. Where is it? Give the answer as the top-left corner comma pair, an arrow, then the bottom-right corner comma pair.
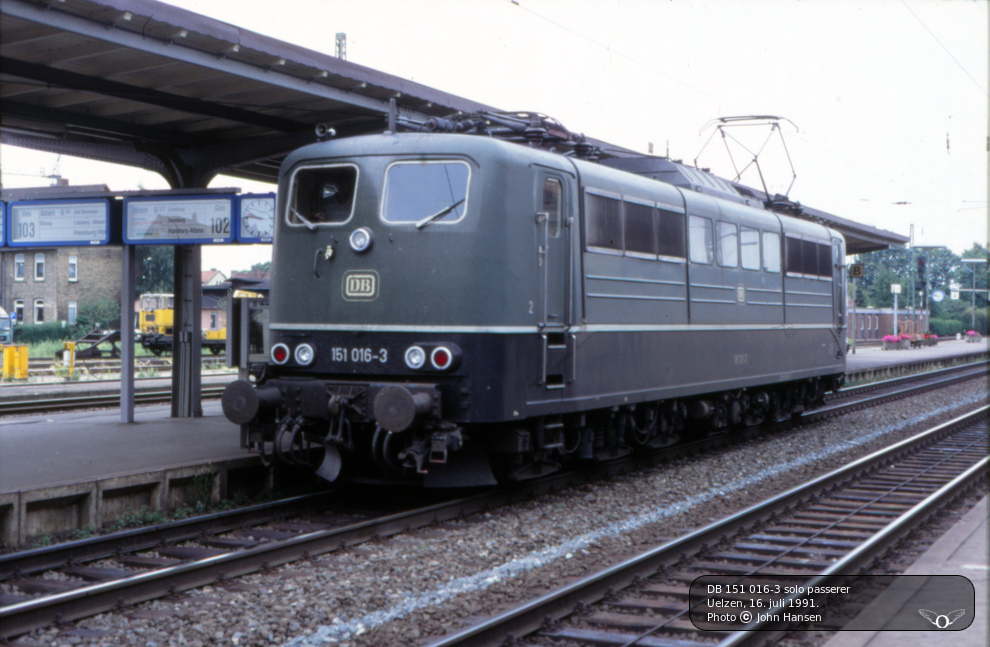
431,346 -> 452,370
271,343 -> 290,365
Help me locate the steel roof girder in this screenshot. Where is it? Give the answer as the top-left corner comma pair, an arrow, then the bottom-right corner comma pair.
1,0 -> 423,121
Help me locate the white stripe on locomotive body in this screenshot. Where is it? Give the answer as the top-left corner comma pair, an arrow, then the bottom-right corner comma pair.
270,322 -> 837,334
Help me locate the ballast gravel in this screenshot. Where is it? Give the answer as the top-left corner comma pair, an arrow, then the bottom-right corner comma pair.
10,380 -> 986,647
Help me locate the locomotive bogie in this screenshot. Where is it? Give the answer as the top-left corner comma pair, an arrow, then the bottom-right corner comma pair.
222,131 -> 847,486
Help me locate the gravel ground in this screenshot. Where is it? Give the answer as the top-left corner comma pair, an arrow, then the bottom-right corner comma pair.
10,380 -> 987,647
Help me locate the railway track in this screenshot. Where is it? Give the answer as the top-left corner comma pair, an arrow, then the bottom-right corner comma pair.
0,369 -> 984,640
0,384 -> 228,415
21,355 -> 228,377
428,406 -> 989,646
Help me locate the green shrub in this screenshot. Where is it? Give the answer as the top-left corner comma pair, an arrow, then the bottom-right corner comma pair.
929,318 -> 966,337
12,321 -> 75,345
73,298 -> 121,334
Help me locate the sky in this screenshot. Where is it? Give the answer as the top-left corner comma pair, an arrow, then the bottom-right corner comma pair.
1,0 -> 987,275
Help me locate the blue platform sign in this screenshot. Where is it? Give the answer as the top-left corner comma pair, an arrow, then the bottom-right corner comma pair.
124,195 -> 235,245
7,200 -> 110,246
236,193 -> 276,243
0,202 -> 5,246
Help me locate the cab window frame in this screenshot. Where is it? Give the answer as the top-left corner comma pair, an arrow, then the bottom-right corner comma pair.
285,162 -> 360,228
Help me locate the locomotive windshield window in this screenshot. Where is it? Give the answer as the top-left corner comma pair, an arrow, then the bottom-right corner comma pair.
763,232 -> 781,272
657,209 -> 685,259
740,226 -> 760,270
717,221 -> 738,267
624,200 -> 656,256
382,161 -> 469,225
586,192 -> 622,251
689,216 -> 714,264
288,164 -> 358,226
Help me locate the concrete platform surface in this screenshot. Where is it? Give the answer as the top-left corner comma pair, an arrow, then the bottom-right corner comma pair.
824,496 -> 988,647
0,401 -> 243,492
845,338 -> 988,372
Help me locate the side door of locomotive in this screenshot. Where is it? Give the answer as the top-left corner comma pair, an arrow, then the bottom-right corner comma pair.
535,168 -> 574,391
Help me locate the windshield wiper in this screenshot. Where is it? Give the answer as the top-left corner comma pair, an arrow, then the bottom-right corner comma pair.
289,206 -> 318,231
415,198 -> 465,230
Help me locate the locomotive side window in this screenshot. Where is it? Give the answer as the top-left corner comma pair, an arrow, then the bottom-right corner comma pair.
382,160 -> 469,225
740,226 -> 760,270
288,164 -> 358,226
624,200 -> 656,256
717,221 -> 738,268
688,215 -> 714,264
801,240 -> 819,276
585,192 -> 622,252
657,209 -> 685,260
817,243 -> 833,278
784,236 -> 833,277
762,231 -> 781,272
542,178 -> 562,238
785,236 -> 803,275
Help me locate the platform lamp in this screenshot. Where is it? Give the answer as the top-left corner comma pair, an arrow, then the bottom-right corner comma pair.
961,258 -> 988,330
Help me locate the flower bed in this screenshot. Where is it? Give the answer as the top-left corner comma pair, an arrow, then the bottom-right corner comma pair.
881,334 -> 911,350
965,330 -> 983,343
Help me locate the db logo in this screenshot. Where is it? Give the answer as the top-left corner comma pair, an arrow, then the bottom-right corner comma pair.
918,609 -> 966,629
343,271 -> 379,301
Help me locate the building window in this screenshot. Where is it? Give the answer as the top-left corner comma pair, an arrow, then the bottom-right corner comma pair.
34,253 -> 45,281
209,312 -> 219,330
68,255 -> 78,282
14,299 -> 24,322
34,299 -> 45,324
14,254 -> 25,281
68,301 -> 78,326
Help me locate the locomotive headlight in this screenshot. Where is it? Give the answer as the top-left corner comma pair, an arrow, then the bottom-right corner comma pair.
294,343 -> 315,366
404,345 -> 426,370
271,343 -> 290,365
349,227 -> 373,252
431,346 -> 453,370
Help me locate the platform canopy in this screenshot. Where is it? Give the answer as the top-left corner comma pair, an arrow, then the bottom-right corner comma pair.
1,0 -> 906,252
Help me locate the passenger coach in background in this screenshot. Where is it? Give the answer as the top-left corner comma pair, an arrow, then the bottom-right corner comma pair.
222,112 -> 846,487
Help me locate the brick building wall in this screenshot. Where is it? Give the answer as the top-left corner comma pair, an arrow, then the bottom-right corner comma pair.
1,247 -> 122,325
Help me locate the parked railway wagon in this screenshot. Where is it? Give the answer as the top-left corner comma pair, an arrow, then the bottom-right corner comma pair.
222,113 -> 847,487
139,292 -> 225,355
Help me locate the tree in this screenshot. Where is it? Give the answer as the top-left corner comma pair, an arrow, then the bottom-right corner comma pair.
136,246 -> 174,296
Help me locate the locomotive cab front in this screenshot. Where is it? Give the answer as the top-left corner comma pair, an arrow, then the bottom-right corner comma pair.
223,133 -> 574,486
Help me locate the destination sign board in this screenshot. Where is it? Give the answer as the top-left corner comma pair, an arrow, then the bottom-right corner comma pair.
124,195 -> 235,245
237,193 -> 276,243
7,200 -> 110,247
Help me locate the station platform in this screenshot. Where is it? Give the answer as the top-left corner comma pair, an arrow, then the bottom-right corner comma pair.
0,398 -> 244,493
845,337 -> 988,374
823,496 -> 988,647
